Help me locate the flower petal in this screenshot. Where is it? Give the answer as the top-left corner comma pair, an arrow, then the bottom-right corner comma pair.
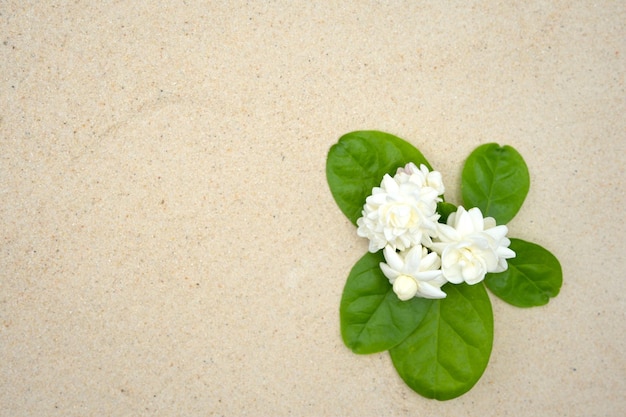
415,269 -> 443,282
420,251 -> 442,271
379,262 -> 400,281
484,225 -> 509,242
467,207 -> 486,232
403,245 -> 424,272
381,174 -> 398,193
416,282 -> 447,299
455,207 -> 476,236
383,245 -> 404,271
436,223 -> 459,243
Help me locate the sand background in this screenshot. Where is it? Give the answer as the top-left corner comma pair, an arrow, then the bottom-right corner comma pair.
1,1 -> 624,416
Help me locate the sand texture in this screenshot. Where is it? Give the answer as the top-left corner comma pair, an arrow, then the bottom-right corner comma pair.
1,1 -> 624,416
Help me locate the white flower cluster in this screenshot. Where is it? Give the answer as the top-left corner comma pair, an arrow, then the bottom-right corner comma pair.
356,163 -> 515,300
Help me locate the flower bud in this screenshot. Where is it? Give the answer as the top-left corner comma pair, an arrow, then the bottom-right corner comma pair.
392,275 -> 419,301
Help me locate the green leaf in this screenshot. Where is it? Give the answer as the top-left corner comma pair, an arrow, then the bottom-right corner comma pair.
461,143 -> 530,224
340,251 -> 434,354
436,201 -> 457,224
389,283 -> 493,400
326,131 -> 432,225
485,238 -> 562,307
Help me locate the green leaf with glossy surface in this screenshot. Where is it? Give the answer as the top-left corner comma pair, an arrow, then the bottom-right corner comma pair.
485,238 -> 562,307
326,131 -> 432,225
389,283 -> 493,400
461,143 -> 529,224
436,201 -> 457,224
340,251 -> 434,354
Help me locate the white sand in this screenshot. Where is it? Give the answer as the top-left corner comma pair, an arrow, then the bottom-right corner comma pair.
1,1 -> 624,415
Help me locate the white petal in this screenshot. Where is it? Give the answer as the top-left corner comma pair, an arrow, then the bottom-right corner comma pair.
484,225 -> 508,242
441,247 -> 464,284
403,245 -> 424,272
416,282 -> 447,299
429,174 -> 445,195
420,251 -> 442,271
419,187 -> 439,202
415,269 -> 443,282
462,262 -> 487,284
455,207 -> 476,236
427,241 -> 447,254
383,227 -> 394,242
430,275 -> 449,287
469,235 -> 492,251
493,258 -> 509,273
436,223 -> 459,242
442,264 -> 464,284
381,174 -> 398,193
446,211 -> 457,226
369,238 -> 384,253
467,207 -> 486,232
406,162 -> 419,173
497,246 -> 516,259
367,193 -> 387,206
383,245 -> 404,271
396,162 -> 418,176
379,262 -> 400,281
481,248 -> 500,271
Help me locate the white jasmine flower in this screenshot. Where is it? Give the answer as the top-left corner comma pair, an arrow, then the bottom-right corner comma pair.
379,245 -> 447,300
395,162 -> 445,196
356,163 -> 444,252
431,206 -> 515,285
